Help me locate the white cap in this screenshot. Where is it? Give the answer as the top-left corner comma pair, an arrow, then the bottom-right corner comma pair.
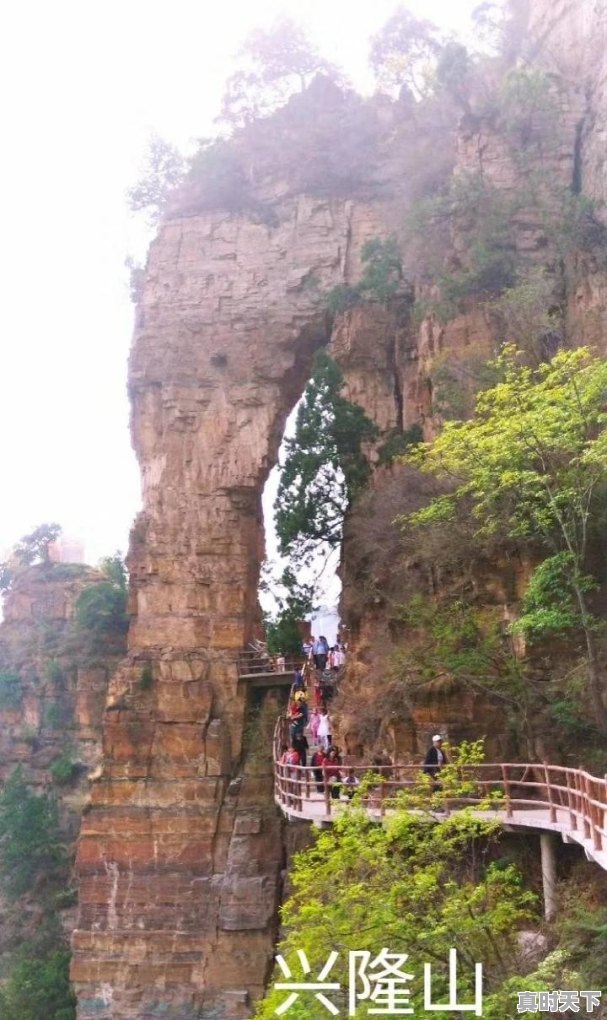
432,734 -> 442,742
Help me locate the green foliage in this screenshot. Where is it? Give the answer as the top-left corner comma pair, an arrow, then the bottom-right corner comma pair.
358,235 -> 403,301
429,345 -> 501,420
435,41 -> 471,104
325,284 -> 362,315
128,133 -> 187,225
49,752 -> 79,787
0,670 -> 22,710
0,768 -> 67,902
409,174 -> 518,317
74,581 -> 128,637
325,236 -> 404,314
254,745 -> 536,1019
405,346 -> 607,729
513,552 -> 598,641
44,702 -> 66,730
499,69 -> 559,158
139,664 -> 154,690
99,552 -> 127,589
490,268 -> 563,362
186,138 -> 251,213
220,18 -> 337,127
275,350 -> 378,565
369,8 -> 443,98
262,568 -> 313,655
391,595 -> 528,715
265,614 -> 303,657
377,424 -> 423,465
45,659 -> 64,685
0,949 -> 76,1020
0,523 -> 62,593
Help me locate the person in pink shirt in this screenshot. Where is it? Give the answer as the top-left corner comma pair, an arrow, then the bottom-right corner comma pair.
310,707 -> 320,743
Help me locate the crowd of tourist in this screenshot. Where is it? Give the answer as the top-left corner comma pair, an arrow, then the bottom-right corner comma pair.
277,635 -> 449,805
278,635 -> 355,801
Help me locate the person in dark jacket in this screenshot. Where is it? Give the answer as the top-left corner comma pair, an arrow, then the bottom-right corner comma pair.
423,735 -> 448,788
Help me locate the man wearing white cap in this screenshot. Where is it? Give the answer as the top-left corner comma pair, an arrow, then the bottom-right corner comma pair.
423,734 -> 448,786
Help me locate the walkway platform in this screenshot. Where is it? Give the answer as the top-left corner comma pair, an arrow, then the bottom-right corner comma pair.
276,790 -> 607,871
273,757 -> 607,873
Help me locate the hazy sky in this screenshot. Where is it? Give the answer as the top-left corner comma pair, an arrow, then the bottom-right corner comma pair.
0,0 -> 478,567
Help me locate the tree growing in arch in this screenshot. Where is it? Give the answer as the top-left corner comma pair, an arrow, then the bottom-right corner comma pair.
275,350 -> 378,572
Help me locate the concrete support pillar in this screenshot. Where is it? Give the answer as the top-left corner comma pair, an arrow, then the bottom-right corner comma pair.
540,832 -> 558,921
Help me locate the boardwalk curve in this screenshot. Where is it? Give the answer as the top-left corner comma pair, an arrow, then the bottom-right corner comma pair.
273,753 -> 607,873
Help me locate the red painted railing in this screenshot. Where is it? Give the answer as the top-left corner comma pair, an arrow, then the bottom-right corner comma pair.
273,748 -> 607,856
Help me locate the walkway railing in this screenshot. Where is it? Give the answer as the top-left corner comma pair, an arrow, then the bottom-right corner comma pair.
237,650 -> 306,678
273,753 -> 607,858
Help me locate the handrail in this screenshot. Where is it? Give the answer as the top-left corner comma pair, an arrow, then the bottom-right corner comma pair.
272,736 -> 607,863
237,651 -> 307,677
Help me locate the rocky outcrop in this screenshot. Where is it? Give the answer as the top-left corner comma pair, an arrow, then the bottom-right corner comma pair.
0,563 -> 116,787
72,2 -> 607,1017
73,197 -> 410,1020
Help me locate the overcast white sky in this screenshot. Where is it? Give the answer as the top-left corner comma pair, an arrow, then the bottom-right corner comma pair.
0,0 -> 478,567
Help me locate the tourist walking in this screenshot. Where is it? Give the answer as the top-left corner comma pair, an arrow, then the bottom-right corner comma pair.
324,747 -> 342,800
317,707 -> 332,752
312,635 -> 329,672
423,734 -> 448,789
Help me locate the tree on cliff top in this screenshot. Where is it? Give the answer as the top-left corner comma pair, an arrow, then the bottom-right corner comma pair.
220,18 -> 339,128
127,133 -> 187,226
404,346 -> 607,732
370,7 -> 443,99
275,351 -> 378,569
0,523 -> 62,592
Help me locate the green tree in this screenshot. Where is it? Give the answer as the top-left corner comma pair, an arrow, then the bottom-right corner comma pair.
262,568 -> 313,655
0,950 -> 76,1020
99,552 -> 127,590
275,351 -> 378,566
326,235 -> 405,314
128,133 -> 187,225
220,18 -> 337,127
369,8 -> 443,99
0,523 -> 62,592
75,558 -> 128,638
0,767 -> 67,902
254,746 -> 536,1018
405,347 -> 607,731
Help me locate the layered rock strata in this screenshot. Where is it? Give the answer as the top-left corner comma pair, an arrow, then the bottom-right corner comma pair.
73,2 -> 607,1016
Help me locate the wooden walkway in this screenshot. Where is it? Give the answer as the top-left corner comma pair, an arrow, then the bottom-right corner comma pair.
274,759 -> 607,872
237,651 -> 306,685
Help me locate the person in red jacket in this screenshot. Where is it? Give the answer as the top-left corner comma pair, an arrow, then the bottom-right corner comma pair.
324,747 -> 343,800
311,747 -> 326,793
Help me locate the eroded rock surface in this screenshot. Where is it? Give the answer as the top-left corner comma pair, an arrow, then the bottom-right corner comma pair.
73,2 -> 607,1016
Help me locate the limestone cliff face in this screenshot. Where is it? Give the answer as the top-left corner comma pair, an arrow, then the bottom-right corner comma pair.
73,2 -> 607,1017
0,563 -> 116,786
73,199 -> 407,1020
0,563 -> 120,952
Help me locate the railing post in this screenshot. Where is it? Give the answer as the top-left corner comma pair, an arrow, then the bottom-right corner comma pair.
323,768 -> 331,818
543,765 -> 557,823
501,764 -> 513,818
583,774 -> 592,840
566,770 -> 577,830
591,777 -> 601,852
